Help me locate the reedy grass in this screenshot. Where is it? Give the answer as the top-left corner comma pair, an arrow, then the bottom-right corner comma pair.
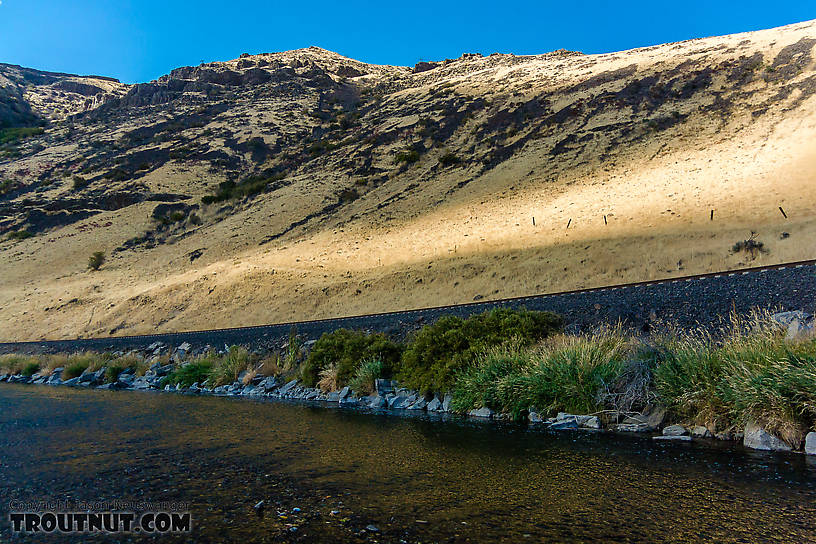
451,313 -> 816,446
164,359 -> 214,388
348,358 -> 385,395
654,311 -> 816,445
0,354 -> 40,375
207,346 -> 251,386
317,363 -> 339,393
450,328 -> 631,419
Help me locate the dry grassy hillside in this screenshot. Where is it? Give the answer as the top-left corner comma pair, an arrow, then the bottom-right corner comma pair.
1,20 -> 815,340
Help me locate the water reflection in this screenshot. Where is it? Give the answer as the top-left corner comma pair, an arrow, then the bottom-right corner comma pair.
0,385 -> 814,543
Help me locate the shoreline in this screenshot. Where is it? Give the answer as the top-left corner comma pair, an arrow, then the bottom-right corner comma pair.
2,360 -> 814,458
2,306 -> 815,458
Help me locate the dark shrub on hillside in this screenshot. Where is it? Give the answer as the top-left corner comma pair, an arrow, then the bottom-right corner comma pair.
88,251 -> 105,271
201,171 -> 284,204
72,176 -> 88,190
438,151 -> 460,166
301,329 -> 403,388
0,126 -> 44,145
338,188 -> 359,203
0,179 -> 16,196
6,229 -> 33,241
397,308 -> 563,393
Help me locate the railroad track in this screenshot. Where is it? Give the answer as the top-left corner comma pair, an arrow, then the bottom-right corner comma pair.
2,259 -> 814,353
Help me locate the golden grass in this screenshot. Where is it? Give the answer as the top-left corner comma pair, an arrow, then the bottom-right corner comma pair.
317,363 -> 339,393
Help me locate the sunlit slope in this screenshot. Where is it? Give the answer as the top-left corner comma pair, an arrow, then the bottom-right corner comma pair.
1,20 -> 815,340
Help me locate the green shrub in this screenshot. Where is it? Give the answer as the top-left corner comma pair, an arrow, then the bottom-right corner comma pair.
717,345 -> 816,446
438,151 -> 460,166
6,230 -> 33,241
164,360 -> 213,388
0,126 -> 44,145
88,251 -> 105,271
394,149 -> 420,164
301,329 -> 402,388
652,335 -> 724,425
398,308 -> 563,393
104,356 -> 140,383
0,354 -> 39,374
654,315 -> 816,445
285,326 -> 304,371
72,176 -> 88,190
0,179 -> 16,196
201,172 -> 285,204
21,362 -> 41,377
348,358 -> 385,395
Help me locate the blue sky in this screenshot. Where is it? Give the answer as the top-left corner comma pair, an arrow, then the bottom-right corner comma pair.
1,1 -> 815,83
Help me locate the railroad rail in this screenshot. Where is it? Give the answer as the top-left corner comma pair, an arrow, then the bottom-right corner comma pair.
1,259 -> 814,353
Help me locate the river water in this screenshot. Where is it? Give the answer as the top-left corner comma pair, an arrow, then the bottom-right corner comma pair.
0,385 -> 814,543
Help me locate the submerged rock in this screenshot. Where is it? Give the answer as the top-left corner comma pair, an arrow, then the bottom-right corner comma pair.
653,435 -> 692,442
743,422 -> 792,452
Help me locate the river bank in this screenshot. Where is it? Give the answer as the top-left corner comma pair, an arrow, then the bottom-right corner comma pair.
2,307 -> 815,456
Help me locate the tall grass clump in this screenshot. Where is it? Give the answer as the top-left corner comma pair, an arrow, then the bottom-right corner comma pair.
317,363 -> 340,393
654,312 -> 816,446
164,358 -> 215,388
450,328 -> 630,418
398,308 -> 563,393
103,355 -> 142,383
60,352 -> 112,379
207,346 -> 250,386
348,358 -> 385,394
0,354 -> 39,375
21,361 -> 41,377
301,330 -> 402,388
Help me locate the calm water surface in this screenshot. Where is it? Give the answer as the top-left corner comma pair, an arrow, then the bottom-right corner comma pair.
0,385 -> 814,543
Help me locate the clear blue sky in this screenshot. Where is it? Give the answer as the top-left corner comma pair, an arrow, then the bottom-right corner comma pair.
1,1 -> 815,84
